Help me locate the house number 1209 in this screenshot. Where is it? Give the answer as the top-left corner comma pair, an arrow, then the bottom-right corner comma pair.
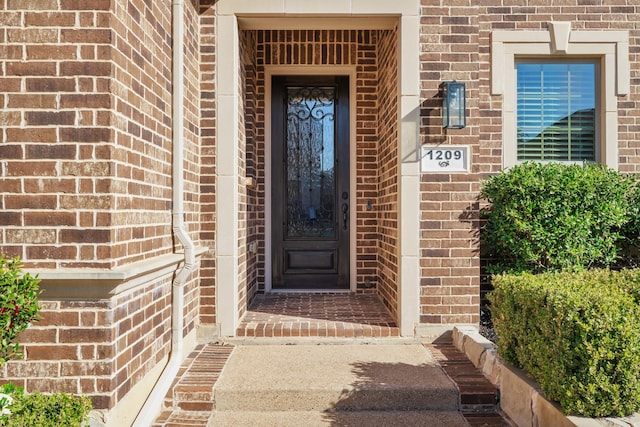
421,145 -> 470,173
424,149 -> 463,161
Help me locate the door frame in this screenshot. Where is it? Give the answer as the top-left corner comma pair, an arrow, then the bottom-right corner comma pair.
265,66 -> 358,292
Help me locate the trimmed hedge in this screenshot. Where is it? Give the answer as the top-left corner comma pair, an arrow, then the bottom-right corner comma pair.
489,269 -> 640,417
480,162 -> 636,273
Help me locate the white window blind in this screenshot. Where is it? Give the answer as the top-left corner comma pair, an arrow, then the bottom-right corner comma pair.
517,62 -> 596,162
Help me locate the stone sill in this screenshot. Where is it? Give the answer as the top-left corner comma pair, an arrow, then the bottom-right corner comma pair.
32,246 -> 210,299
452,325 -> 640,427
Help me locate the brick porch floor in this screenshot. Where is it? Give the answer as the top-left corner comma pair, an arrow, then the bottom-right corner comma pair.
235,293 -> 400,338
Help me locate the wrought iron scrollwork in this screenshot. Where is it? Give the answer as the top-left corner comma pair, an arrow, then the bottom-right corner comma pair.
285,86 -> 337,239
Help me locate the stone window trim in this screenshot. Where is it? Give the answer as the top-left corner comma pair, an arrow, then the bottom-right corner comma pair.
491,22 -> 629,169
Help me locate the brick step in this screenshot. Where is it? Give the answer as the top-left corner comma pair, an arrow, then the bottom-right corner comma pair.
426,343 -> 500,414
170,345 -> 232,404
465,412 -> 514,427
209,410 -> 468,426
154,344 -> 234,425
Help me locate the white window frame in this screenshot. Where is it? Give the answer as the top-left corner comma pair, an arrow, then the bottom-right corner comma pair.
491,22 -> 629,169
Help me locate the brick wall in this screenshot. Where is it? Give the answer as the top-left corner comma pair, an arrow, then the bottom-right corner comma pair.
1,270 -> 199,412
241,30 -> 260,310
237,30 -> 255,320
4,298 -> 116,407
0,2 -> 120,405
3,3 -> 640,412
0,0 -> 199,266
183,2 -> 203,243
0,0 -> 203,418
419,1 -> 481,325
416,1 -> 640,326
1,0 -> 115,267
110,0 -> 175,267
198,3 -> 217,325
376,28 -> 400,319
475,2 -> 640,301
0,0 -> 203,265
353,31 -> 383,291
107,0 -> 202,413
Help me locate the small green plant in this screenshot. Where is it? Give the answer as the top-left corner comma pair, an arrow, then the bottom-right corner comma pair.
0,259 -> 91,425
0,255 -> 40,366
489,269 -> 640,416
0,256 -> 41,365
481,162 -> 635,273
0,384 -> 92,427
0,384 -> 14,418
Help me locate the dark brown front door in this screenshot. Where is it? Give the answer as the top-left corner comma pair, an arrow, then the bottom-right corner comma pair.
271,75 -> 350,289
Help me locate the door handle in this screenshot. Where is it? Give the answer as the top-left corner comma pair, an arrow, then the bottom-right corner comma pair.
342,203 -> 348,230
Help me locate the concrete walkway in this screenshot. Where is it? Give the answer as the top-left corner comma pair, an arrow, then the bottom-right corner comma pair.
211,344 -> 463,426
153,339 -> 512,427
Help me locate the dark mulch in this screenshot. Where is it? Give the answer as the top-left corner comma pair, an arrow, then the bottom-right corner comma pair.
479,307 -> 497,343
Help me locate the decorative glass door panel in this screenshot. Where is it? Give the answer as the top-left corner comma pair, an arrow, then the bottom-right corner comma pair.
272,76 -> 350,289
286,86 -> 336,239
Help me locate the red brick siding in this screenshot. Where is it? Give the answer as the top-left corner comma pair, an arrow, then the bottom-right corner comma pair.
0,0 -> 203,268
183,2 -> 203,247
0,2 -> 114,268
111,279 -> 172,410
376,29 -> 400,320
476,3 -> 640,174
236,30 -> 256,320
110,0 -> 175,266
475,3 -> 640,303
1,270 -> 199,411
419,1 -> 481,325
354,31 -> 382,291
241,30 -> 261,309
198,4 -> 217,325
4,299 -> 116,409
0,0 -> 202,414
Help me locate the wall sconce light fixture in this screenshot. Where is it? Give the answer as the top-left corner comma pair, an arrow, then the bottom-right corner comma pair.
441,81 -> 466,129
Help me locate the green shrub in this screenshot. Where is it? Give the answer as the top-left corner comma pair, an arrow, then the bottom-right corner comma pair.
621,270 -> 640,300
619,181 -> 640,265
0,256 -> 41,365
480,162 -> 635,273
489,269 -> 640,416
0,384 -> 92,427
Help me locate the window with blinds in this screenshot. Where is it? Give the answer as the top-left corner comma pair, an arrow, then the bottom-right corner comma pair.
516,62 -> 597,162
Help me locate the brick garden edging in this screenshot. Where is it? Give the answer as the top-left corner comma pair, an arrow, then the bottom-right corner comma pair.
452,326 -> 640,427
